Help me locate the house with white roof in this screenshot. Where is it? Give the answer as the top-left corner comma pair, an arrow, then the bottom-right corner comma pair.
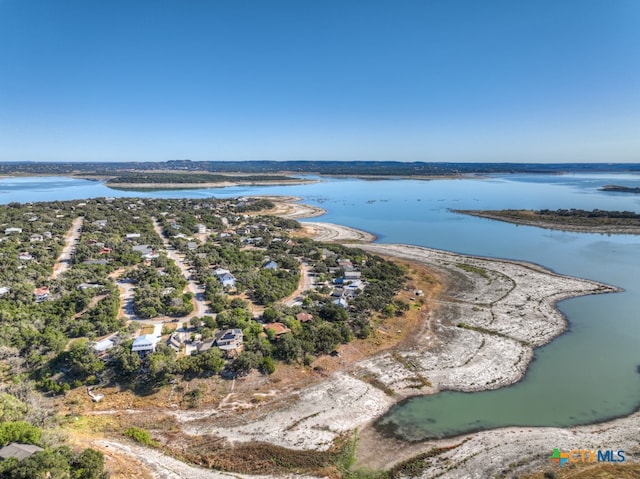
213,268 -> 236,288
131,334 -> 160,357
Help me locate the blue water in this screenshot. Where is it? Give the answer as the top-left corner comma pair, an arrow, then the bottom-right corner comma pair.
3,173 -> 640,439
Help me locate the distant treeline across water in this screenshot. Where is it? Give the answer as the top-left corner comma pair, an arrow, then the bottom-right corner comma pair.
2,160 -> 640,177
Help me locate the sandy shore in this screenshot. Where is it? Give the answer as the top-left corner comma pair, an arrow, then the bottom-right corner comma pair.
105,179 -> 316,189
301,221 -> 376,242
260,196 -> 327,219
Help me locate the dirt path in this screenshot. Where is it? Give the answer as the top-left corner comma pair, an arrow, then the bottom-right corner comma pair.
152,218 -> 209,319
98,440 -> 317,479
283,261 -> 314,306
51,216 -> 83,278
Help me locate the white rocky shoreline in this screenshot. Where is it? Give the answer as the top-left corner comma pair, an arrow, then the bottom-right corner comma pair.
92,200 -> 639,478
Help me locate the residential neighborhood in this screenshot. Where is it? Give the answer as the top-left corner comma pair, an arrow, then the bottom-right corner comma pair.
0,197 -> 406,396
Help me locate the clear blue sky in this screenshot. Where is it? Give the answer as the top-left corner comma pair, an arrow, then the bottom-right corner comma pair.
1,0 -> 638,163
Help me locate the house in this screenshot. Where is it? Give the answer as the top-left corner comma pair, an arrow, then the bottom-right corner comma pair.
30,234 -> 43,242
132,244 -> 153,256
43,231 -> 52,239
215,329 -> 244,357
170,223 -> 181,230
0,443 -> 44,461
33,287 -> 49,302
18,252 -> 34,261
4,227 -> 22,235
99,247 -> 112,255
167,331 -> 189,352
92,337 -> 116,358
218,273 -> 236,288
214,268 -> 236,288
0,287 -> 9,297
197,224 -> 207,234
344,279 -> 365,294
263,322 -> 291,338
331,288 -> 344,298
338,259 -> 353,268
263,261 -> 278,270
82,259 -> 109,266
197,338 -> 215,353
93,219 -> 108,228
78,283 -> 103,290
344,271 -> 362,280
333,298 -> 348,308
125,233 -> 141,240
296,312 -> 313,323
187,242 -> 198,251
131,334 -> 160,357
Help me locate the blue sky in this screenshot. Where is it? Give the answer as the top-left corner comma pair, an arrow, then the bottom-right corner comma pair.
0,0 -> 638,163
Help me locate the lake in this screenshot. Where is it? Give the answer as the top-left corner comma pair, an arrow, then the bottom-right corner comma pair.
2,173 -> 640,440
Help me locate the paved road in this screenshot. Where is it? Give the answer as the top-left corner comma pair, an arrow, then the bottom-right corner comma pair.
152,218 -> 209,318
51,216 -> 83,279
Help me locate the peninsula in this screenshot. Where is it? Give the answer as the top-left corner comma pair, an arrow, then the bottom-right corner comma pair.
599,184 -> 640,193
454,208 -> 640,234
0,194 -> 637,479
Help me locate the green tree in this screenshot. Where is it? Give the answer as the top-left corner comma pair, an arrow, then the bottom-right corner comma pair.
0,421 -> 42,446
67,339 -> 105,379
72,448 -> 108,479
259,356 -> 275,375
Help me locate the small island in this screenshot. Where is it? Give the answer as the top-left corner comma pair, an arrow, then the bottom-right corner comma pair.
599,184 -> 640,193
454,208 -> 640,234
80,171 -> 316,189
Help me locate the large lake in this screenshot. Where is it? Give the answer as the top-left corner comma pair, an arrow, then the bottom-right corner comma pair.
2,174 -> 640,439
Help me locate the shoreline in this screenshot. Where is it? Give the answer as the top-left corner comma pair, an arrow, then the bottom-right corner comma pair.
169,232 -> 629,476
104,179 -> 317,189
261,196 -> 328,219
300,221 -> 377,243
263,198 -> 637,474
66,196 -> 638,478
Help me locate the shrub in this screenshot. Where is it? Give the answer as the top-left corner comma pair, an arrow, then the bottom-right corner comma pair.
124,426 -> 158,447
